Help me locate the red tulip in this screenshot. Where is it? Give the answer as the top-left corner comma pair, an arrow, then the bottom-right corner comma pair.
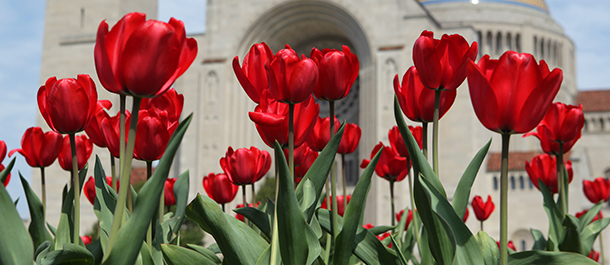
338,123 -> 361,155
83,176 -> 118,205
233,42 -> 274,104
220,146 -> 271,186
388,125 -> 423,158
321,195 -> 351,217
9,127 -> 63,168
284,145 -> 319,184
471,195 -> 495,221
100,111 -> 131,158
203,173 -> 239,204
363,223 -> 374,230
310,45 -> 359,101
140,88 -> 184,123
306,116 -> 341,152
526,154 -> 573,194
0,141 -> 9,187
497,240 -> 517,251
360,142 -> 408,182
523,103 -> 583,155
81,235 -> 92,245
394,67 -> 457,123
164,178 -> 177,206
235,202 -> 261,221
583,177 -> 610,204
38,75 -> 98,134
589,250 -> 600,262
576,209 -> 603,223
266,44 -> 318,104
85,100 -> 113,148
467,51 -> 562,134
133,108 -> 178,161
57,135 -> 93,171
396,209 -> 414,230
95,12 -> 197,97
377,232 -> 391,243
463,207 -> 469,222
249,92 -> 319,148
413,30 -> 478,91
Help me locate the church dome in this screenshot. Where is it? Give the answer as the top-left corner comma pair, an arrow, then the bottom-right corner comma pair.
418,0 -> 549,13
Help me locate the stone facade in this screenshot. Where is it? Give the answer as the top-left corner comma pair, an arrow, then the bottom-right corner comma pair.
37,0 -> 609,259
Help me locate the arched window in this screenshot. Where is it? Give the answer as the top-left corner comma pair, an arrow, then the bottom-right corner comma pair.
486,31 -> 493,55
533,36 -> 538,56
583,119 -> 588,132
494,176 -> 498,190
599,118 -> 605,131
516,34 -> 522,52
496,31 -> 503,55
540,37 -> 545,59
510,176 -> 516,190
519,176 -> 525,189
506,32 -> 513,51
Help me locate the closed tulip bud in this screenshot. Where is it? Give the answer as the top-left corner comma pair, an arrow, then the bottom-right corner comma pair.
164,178 -> 177,206
266,44 -> 318,104
203,173 -> 239,204
233,42 -> 274,104
38,75 -> 98,134
9,127 -> 63,168
388,125 -> 423,158
360,142 -> 409,182
140,88 -> 184,123
100,111 -> 131,158
321,195 -> 351,217
413,30 -> 478,91
95,13 -> 197,97
396,209 -> 415,230
0,141 -> 9,187
85,100 -> 113,148
83,176 -> 118,205
57,135 -> 93,171
471,195 -> 495,221
220,146 -> 271,186
134,108 -> 178,161
589,250 -> 600,262
582,177 -> 610,204
526,154 -> 573,194
394,66 -> 457,123
524,103 -> 583,155
310,45 -> 359,101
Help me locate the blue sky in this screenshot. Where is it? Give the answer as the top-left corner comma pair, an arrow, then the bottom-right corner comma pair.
0,0 -> 608,217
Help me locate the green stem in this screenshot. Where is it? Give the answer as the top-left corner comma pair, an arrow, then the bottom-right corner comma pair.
323,175 -> 333,264
110,152 -> 117,193
329,101 -> 339,242
407,157 -> 420,247
40,167 -> 46,216
390,180 -> 395,226
600,231 -> 606,265
557,142 -> 567,216
500,133 -> 511,265
222,203 -> 225,212
159,184 -> 165,223
145,160 -> 153,250
432,90 -> 441,177
105,96 -> 142,258
481,221 -> 484,232
289,103 -> 295,186
242,185 -> 248,225
270,163 -> 280,265
341,154 -> 347,210
69,133 -> 81,244
251,184 -> 256,203
422,122 -> 428,160
118,95 -> 126,206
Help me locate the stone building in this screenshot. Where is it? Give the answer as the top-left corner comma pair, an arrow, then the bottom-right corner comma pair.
37,0 -> 608,258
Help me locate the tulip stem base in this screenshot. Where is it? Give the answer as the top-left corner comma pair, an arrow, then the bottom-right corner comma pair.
242,185 -> 248,226
500,133 -> 511,265
432,90 -> 441,177
390,180 -> 395,226
251,184 -> 256,202
422,122 -> 428,160
480,221 -> 484,232
105,96 -> 142,260
69,133 -> 80,244
329,101 -> 339,243
110,153 -> 117,193
40,167 -> 46,215
341,154 -> 347,210
556,142 -> 567,216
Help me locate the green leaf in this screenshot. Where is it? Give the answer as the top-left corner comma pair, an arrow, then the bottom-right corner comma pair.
476,231 -> 499,265
255,246 -> 273,265
394,97 -> 446,197
333,146 -> 381,264
273,141 -> 310,265
295,124 -> 345,222
41,243 -> 94,265
452,139 -> 492,219
538,179 -> 563,251
186,195 -> 268,265
169,170 -> 190,233
507,250 -> 599,265
53,213 -> 71,251
59,164 -> 88,242
0,157 -> 13,184
139,242 -> 155,265
93,156 -> 117,254
102,114 -> 192,265
161,244 -> 217,265
0,158 -> 34,265
370,226 -> 395,236
577,202 -> 603,231
580,217 -> 610,256
186,244 -> 222,264
20,173 -> 53,248
85,239 -> 103,265
353,227 -> 401,265
299,178 -> 317,217
233,206 -> 271,239
557,215 -> 581,254
530,229 -> 546,250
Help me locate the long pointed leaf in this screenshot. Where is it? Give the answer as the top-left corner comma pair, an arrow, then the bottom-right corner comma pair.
161,244 -> 216,265
41,243 -> 94,265
530,229 -> 546,250
20,173 -> 53,248
538,179 -> 563,251
102,114 -> 192,265
452,139 -> 492,219
577,202 -> 603,231
507,250 -> 599,264
169,170 -> 190,233
558,215 -> 581,254
580,217 -> 610,255
476,231 -> 499,265
233,206 -> 271,239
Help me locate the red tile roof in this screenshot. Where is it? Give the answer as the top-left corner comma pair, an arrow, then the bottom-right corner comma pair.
576,90 -> 610,112
486,151 -> 543,172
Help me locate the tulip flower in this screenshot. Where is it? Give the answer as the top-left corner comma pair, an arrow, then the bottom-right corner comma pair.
337,123 -> 361,155
220,146 -> 271,186
0,141 -> 9,187
57,135 -> 93,171
360,142 -> 408,182
101,111 -> 131,158
396,209 -> 414,230
249,92 -> 319,148
133,108 -> 179,162
363,223 -> 374,230
94,12 -> 197,97
38,75 -> 98,134
472,195 -> 495,222
524,103 -> 583,155
321,195 -> 351,217
582,177 -> 610,204
9,127 -> 63,168
526,154 -> 573,194
140,88 -> 184,123
306,116 -> 341,152
0,164 -> 8,188
310,45 -> 359,101
413,30 -> 478,91
233,42 -> 274,104
589,250 -> 600,262
81,236 -> 92,246
388,125 -> 423,158
576,209 -> 603,223
164,178 -> 177,206
83,176 -> 118,205
284,144 -> 318,184
85,100 -> 113,148
266,44 -> 318,104
496,240 -> 517,252
463,207 -> 470,222
203,173 -> 239,207
394,66 -> 457,123
235,202 -> 261,222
